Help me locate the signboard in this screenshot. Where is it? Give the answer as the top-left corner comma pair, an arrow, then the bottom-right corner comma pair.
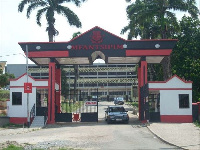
85,101 -> 97,106
24,82 -> 32,93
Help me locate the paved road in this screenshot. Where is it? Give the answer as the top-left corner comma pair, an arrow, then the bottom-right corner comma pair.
0,101 -> 179,149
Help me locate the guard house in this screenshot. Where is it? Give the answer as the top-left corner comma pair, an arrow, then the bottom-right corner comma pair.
7,73 -> 59,124
148,75 -> 193,123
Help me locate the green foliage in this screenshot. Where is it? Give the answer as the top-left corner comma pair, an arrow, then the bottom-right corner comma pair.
0,73 -> 15,88
194,120 -> 200,128
61,67 -> 69,99
172,16 -> 200,102
123,0 -> 199,80
122,0 -> 199,40
18,0 -> 86,42
3,144 -> 23,150
127,101 -> 138,107
0,90 -> 9,101
61,101 -> 83,113
2,123 -> 23,128
72,32 -> 81,39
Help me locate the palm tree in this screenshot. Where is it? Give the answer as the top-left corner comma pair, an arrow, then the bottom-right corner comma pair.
18,0 -> 86,42
123,0 -> 199,80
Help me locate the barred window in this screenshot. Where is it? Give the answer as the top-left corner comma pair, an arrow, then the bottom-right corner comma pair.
179,94 -> 189,108
12,92 -> 22,105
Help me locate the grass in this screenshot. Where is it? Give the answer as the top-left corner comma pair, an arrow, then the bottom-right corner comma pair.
61,101 -> 84,113
3,145 -> 23,150
194,120 -> 200,128
126,101 -> 138,107
2,123 -> 24,128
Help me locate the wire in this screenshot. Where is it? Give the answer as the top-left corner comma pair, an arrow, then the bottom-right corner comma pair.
0,53 -> 26,58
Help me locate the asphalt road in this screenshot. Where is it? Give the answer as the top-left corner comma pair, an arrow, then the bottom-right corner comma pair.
0,101 -> 178,149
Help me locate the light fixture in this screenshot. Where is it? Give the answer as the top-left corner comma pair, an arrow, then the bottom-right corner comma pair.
155,44 -> 160,48
36,46 -> 41,50
123,44 -> 127,48
67,45 -> 72,49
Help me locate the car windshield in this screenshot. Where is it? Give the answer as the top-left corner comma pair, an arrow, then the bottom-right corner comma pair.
109,107 -> 125,112
116,97 -> 123,100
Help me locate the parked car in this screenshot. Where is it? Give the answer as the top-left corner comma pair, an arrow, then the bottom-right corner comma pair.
105,106 -> 129,124
114,97 -> 124,105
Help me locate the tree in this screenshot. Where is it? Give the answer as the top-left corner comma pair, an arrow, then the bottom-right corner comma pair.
71,32 -> 81,101
0,65 -> 3,75
123,0 -> 199,80
18,0 -> 86,42
171,16 -> 200,102
0,73 -> 15,88
61,67 -> 69,99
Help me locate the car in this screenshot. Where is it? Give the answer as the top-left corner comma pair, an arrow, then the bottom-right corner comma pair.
114,97 -> 124,105
105,106 -> 129,124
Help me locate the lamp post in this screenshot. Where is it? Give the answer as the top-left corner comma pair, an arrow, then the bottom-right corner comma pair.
26,45 -> 30,127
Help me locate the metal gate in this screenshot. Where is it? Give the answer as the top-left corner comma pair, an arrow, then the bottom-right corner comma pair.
55,89 -> 98,122
140,83 -> 149,121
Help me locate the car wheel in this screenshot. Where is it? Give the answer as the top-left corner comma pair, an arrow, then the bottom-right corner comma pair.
107,119 -> 111,124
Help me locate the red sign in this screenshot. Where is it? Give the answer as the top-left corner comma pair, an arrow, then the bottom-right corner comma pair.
71,44 -> 123,50
24,83 -> 32,93
91,31 -> 104,44
85,101 -> 97,106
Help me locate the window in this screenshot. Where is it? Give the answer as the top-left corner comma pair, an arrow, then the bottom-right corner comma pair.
179,94 -> 189,108
12,92 -> 22,105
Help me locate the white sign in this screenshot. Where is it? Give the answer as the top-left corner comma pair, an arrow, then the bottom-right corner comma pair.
85,101 -> 97,106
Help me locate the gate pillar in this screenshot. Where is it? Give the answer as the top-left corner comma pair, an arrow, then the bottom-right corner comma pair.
55,65 -> 61,113
138,57 -> 149,122
48,60 -> 56,124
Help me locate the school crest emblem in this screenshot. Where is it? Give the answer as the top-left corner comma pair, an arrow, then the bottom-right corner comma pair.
91,31 -> 104,44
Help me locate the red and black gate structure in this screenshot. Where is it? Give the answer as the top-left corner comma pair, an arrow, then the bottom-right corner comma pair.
18,26 -> 177,124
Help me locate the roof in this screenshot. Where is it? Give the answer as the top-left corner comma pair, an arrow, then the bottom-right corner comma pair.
18,26 -> 177,65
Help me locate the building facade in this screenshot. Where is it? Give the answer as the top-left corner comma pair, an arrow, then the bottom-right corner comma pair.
6,63 -> 138,101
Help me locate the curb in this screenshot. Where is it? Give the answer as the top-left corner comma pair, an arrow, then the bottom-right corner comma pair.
147,126 -> 187,150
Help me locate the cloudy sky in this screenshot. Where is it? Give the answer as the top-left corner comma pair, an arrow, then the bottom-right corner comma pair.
0,0 -> 199,64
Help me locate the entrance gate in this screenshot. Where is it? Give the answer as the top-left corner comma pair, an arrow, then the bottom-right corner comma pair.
55,89 -> 98,122
18,26 -> 177,124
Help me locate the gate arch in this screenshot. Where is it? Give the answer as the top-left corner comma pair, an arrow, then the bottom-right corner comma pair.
19,26 -> 177,124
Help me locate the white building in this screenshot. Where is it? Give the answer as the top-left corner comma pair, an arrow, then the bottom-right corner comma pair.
149,75 -> 193,123
7,73 -> 59,124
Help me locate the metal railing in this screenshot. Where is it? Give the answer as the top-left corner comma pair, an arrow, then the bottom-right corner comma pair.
30,104 -> 35,119
44,109 -> 48,126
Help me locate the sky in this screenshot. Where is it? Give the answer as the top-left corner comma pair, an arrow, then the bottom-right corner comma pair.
0,0 -> 199,65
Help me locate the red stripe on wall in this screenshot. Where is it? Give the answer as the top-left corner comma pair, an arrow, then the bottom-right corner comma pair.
10,117 -> 27,124
161,115 -> 192,123
149,88 -> 192,91
29,51 -> 69,58
126,50 -> 172,56
10,86 -> 48,89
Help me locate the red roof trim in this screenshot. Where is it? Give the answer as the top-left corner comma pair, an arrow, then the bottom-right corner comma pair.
126,39 -> 178,42
149,88 -> 192,91
10,73 -> 48,82
148,75 -> 193,83
10,86 -> 48,89
29,51 -> 69,58
126,49 -> 172,56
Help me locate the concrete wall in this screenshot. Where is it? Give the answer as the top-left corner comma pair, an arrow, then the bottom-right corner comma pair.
7,87 -> 36,117
160,90 -> 192,115
0,117 -> 9,126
